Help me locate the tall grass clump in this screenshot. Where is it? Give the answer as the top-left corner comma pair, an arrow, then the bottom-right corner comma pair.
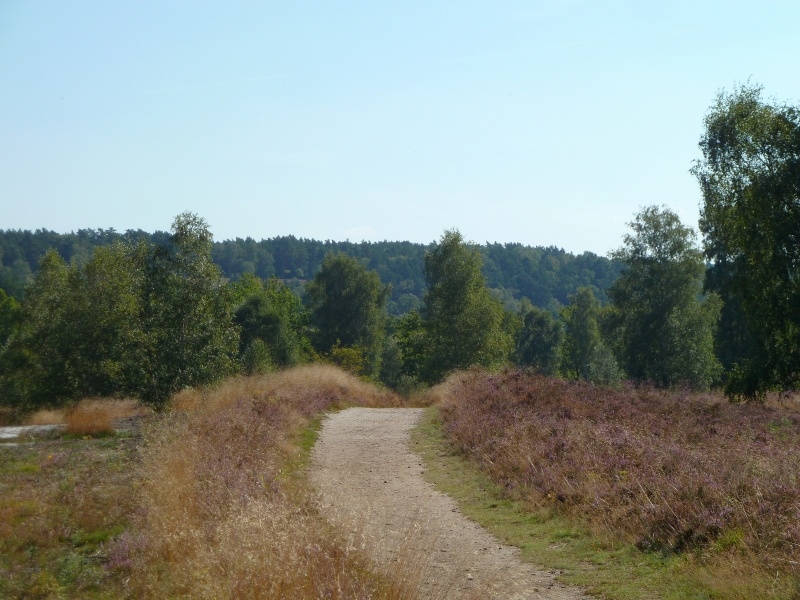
64,398 -> 149,436
437,369 -> 800,579
121,364 -> 408,599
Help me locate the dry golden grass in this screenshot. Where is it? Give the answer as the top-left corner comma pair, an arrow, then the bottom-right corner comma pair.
25,408 -> 65,425
122,365 -> 422,599
415,368 -> 476,407
26,398 -> 151,436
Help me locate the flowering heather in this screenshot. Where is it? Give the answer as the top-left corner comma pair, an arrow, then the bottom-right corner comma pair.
438,369 -> 800,573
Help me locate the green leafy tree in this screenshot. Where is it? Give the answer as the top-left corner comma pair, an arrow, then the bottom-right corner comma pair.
305,253 -> 389,378
421,230 -> 512,382
228,272 -> 264,306
514,306 -> 563,376
140,213 -> 239,403
1,251 -> 72,406
560,287 -> 621,384
0,244 -> 150,407
608,206 -> 722,390
392,310 -> 427,381
378,335 -> 404,388
692,84 -> 800,398
65,242 -> 150,397
235,276 -> 310,370
0,215 -> 240,408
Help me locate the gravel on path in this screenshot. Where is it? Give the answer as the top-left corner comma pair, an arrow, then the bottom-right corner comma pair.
309,407 -> 590,600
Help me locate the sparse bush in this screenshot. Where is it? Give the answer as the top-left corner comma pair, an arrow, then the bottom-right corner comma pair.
65,404 -> 114,436
327,342 -> 369,376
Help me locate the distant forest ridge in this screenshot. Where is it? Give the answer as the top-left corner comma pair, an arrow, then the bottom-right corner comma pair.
0,228 -> 623,314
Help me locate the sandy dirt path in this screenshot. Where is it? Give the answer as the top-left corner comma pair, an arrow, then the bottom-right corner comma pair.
309,407 -> 589,599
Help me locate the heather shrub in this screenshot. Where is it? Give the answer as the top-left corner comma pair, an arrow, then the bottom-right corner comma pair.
437,369 -> 800,573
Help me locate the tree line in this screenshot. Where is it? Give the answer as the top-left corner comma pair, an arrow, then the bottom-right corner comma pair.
0,228 -> 621,315
0,83 -> 797,407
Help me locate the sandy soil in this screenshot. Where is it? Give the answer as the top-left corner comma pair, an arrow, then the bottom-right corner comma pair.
310,407 -> 589,599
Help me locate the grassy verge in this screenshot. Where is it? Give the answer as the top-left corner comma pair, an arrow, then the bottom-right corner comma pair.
0,426 -> 141,599
411,406 -> 797,600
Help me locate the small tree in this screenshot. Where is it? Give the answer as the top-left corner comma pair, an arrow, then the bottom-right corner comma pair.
608,206 -> 721,389
561,287 -> 602,380
515,306 -> 563,376
140,213 -> 239,403
305,253 -> 389,378
421,230 -> 512,382
560,286 -> 621,384
235,276 -> 310,369
2,250 -> 72,406
0,243 -> 149,406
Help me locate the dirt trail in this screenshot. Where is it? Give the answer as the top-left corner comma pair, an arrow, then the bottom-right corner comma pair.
309,408 -> 589,599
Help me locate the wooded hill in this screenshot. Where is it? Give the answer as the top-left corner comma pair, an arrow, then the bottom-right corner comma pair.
0,229 -> 622,314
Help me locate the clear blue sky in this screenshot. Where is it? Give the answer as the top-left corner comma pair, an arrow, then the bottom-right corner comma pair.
1,1 -> 798,254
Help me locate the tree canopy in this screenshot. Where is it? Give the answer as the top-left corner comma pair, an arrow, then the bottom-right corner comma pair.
514,306 -> 563,376
421,230 -> 512,382
235,276 -> 310,371
0,214 -> 239,408
607,206 -> 721,390
693,84 -> 800,398
0,229 -> 621,317
305,253 -> 389,378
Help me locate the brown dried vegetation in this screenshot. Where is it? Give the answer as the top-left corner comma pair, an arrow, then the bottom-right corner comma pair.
121,364 -> 421,599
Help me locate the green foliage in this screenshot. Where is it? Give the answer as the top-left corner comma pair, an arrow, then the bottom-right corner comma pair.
586,341 -> 624,387
386,292 -> 422,316
693,83 -> 800,398
560,287 -> 602,380
0,288 -> 19,347
0,229 -> 622,314
0,228 -> 158,300
2,250 -> 72,406
235,277 -> 310,368
305,253 -> 389,378
608,206 -> 721,390
0,214 -> 240,408
228,272 -> 264,305
139,213 -> 239,403
514,306 -> 563,376
421,230 -> 512,382
0,243 -> 150,406
378,334 -> 403,388
326,341 -> 369,376
560,287 -> 622,385
392,310 -> 427,382
241,339 -> 273,375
